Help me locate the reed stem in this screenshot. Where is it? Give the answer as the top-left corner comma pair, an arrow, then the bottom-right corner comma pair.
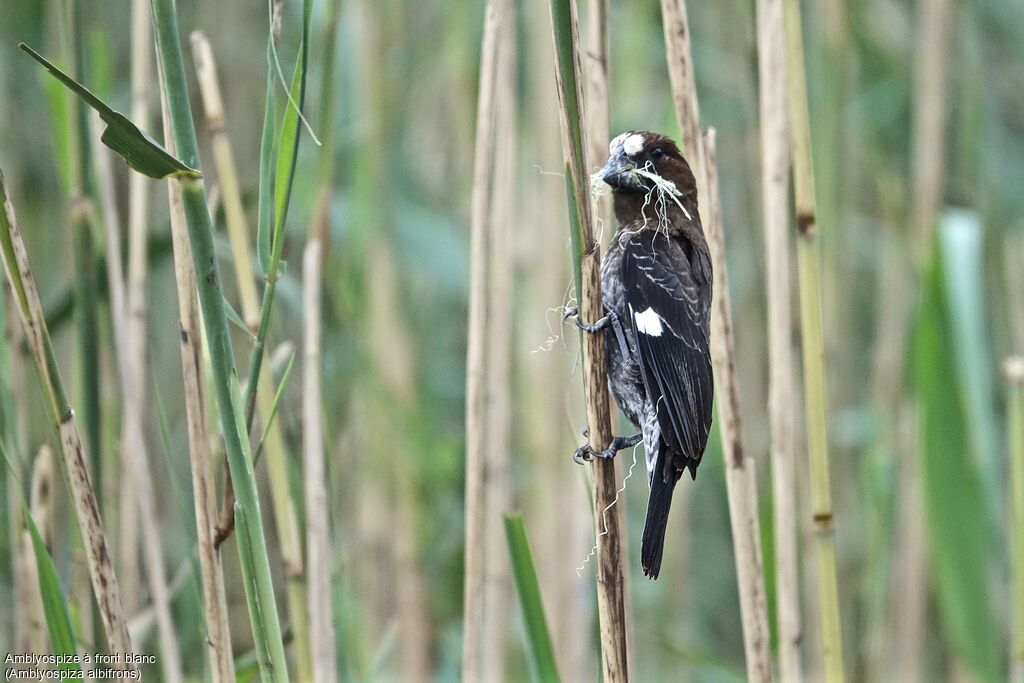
0,167 -> 134,668
703,130 -> 774,683
149,0 -> 290,678
1006,356 -> 1024,683
783,1 -> 846,679
547,0 -> 629,678
756,0 -> 802,678
159,87 -> 236,683
463,1 -> 504,678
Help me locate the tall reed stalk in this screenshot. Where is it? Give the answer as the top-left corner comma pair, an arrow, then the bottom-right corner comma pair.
463,0 -> 506,678
159,90 -> 236,683
113,3 -> 185,677
547,0 -> 629,679
756,0 -> 802,679
659,2 -> 773,678
118,0 -> 155,615
0,168 -> 134,668
482,6 -> 516,679
523,2 -> 591,672
783,0 -> 846,679
149,0 -> 290,679
703,130 -> 774,683
303,238 -> 337,683
1007,356 -> 1024,683
302,1 -> 341,677
188,31 -> 312,678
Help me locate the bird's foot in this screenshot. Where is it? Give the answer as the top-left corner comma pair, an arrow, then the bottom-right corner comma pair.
572,432 -> 643,464
562,306 -> 618,334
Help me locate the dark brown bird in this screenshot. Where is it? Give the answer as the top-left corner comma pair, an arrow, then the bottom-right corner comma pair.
568,131 -> 714,579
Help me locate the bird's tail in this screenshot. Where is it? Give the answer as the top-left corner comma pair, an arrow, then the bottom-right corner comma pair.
641,450 -> 679,580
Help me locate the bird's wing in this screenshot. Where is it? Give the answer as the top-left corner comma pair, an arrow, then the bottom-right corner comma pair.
621,230 -> 713,477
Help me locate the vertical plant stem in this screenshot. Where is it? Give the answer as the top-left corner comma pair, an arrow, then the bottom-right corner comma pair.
90,114 -> 126,355
703,130 -> 774,683
304,3 -> 341,677
26,445 -> 56,655
160,93 -> 235,682
783,1 -> 846,680
188,34 -> 312,678
1007,357 -> 1024,683
463,0 -> 504,679
65,0 -> 102,521
547,0 -> 629,679
660,4 -> 773,677
523,5 -> 592,674
659,0 -> 708,207
0,168 -> 134,667
909,0 -> 953,259
149,0 -> 290,679
756,0 -> 802,679
188,31 -> 261,326
584,0 -> 609,173
187,31 -> 307,679
112,4 -> 185,679
303,238 -> 337,683
482,6 -> 515,680
62,4 -> 105,647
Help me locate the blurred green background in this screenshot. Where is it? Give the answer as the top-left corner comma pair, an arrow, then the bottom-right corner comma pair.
1,0 -> 1023,681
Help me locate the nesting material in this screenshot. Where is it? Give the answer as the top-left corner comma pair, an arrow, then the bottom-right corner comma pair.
589,167 -> 691,222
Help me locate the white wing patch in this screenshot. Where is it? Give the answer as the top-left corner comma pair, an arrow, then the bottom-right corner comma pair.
634,306 -> 664,337
623,133 -> 645,157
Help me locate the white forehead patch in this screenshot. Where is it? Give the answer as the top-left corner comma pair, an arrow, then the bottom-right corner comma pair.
609,132 -> 629,155
633,306 -> 663,337
623,133 -> 645,157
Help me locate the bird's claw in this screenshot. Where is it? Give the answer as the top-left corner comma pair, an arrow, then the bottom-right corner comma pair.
571,432 -> 643,465
563,306 -> 616,335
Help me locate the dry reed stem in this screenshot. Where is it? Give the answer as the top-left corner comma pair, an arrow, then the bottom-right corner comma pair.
1006,356 -> 1024,683
548,0 -> 629,678
25,445 -> 55,656
118,0 -> 155,614
909,0 -> 953,259
463,0 -> 505,679
783,0 -> 846,679
189,31 -> 261,326
584,0 -> 608,170
703,130 -> 774,683
303,238 -> 338,683
660,1 -> 774,678
158,92 -> 236,683
481,7 -> 515,679
0,169 -> 134,668
115,5 -> 184,678
89,113 -> 126,358
756,0 -> 802,679
659,0 -> 708,210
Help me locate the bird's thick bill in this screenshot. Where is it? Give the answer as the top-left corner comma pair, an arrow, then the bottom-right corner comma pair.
599,150 -> 644,191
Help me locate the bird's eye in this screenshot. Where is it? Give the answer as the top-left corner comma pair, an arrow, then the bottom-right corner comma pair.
650,147 -> 666,161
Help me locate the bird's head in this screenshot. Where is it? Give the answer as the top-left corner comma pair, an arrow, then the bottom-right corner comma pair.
599,131 -> 694,195
596,131 -> 699,226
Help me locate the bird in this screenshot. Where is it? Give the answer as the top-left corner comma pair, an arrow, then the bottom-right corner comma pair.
566,130 -> 714,579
